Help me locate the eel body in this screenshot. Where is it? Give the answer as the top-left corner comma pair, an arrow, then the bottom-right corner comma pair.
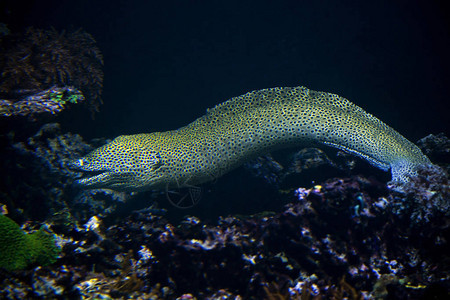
72,86 -> 430,192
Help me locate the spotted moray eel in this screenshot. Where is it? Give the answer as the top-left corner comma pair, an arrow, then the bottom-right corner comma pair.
72,86 -> 430,192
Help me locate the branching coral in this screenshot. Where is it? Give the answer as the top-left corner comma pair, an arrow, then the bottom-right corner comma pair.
0,27 -> 103,117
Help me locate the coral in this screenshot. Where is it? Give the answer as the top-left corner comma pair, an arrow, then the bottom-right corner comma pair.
388,164 -> 449,227
417,133 -> 450,173
244,147 -> 355,187
27,227 -> 61,267
0,27 -> 103,116
371,274 -> 399,299
0,86 -> 85,118
334,276 -> 364,300
0,134 -> 447,298
0,123 -> 134,223
262,275 -> 365,299
245,154 -> 284,186
0,214 -> 60,271
0,214 -> 30,271
245,147 -> 369,190
291,148 -> 337,173
112,250 -> 145,293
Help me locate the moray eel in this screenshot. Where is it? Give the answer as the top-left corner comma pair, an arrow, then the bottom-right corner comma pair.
71,86 -> 430,192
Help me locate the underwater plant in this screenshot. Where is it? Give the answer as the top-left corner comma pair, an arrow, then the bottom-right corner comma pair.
0,214 -> 60,271
0,26 -> 103,117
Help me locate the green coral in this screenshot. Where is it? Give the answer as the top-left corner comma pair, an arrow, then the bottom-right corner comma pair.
0,214 -> 60,271
49,87 -> 85,105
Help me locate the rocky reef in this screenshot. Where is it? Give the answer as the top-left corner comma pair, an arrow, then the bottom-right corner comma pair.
0,26 -> 103,119
0,123 -> 129,222
0,128 -> 448,299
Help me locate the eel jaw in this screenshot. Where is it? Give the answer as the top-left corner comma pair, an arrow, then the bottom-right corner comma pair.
69,158 -> 158,192
74,171 -> 111,189
69,158 -> 108,188
69,158 -> 128,190
73,168 -> 137,191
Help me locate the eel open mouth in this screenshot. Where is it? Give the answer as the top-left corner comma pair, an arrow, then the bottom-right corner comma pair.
73,170 -> 111,187
68,158 -> 111,188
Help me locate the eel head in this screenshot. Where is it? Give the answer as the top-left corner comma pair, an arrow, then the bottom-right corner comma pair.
70,135 -> 164,191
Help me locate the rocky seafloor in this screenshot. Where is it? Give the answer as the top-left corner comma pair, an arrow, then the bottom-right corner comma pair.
0,124 -> 449,299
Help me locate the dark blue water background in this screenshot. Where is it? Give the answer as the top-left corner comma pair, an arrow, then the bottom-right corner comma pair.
2,0 -> 448,140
